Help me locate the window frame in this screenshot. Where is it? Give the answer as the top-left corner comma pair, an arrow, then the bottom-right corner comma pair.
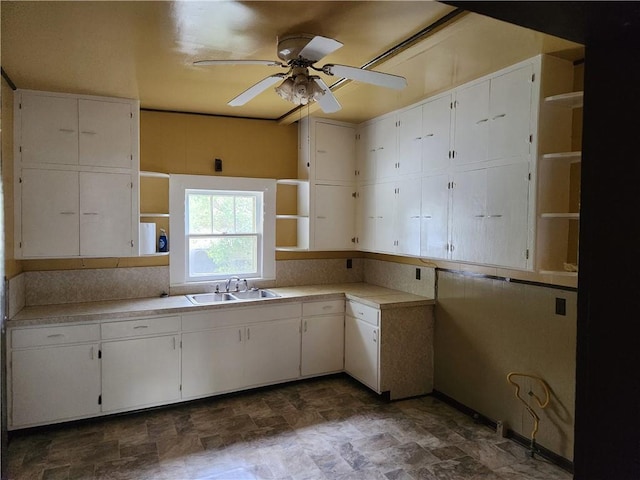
169,174 -> 276,286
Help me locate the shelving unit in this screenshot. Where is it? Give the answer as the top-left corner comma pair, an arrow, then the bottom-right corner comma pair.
536,88 -> 583,276
276,179 -> 310,251
139,171 -> 170,256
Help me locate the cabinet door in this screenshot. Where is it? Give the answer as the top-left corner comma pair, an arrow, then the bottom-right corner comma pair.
344,315 -> 379,392
453,80 -> 490,166
80,172 -> 133,257
374,116 -> 398,180
396,178 -> 421,256
421,174 -> 450,259
397,105 -> 423,176
244,318 -> 301,386
422,94 -> 452,174
450,168 -> 487,263
484,163 -> 530,268
11,344 -> 100,427
488,65 -> 533,163
315,122 -> 356,183
20,168 -> 80,257
374,182 -> 397,253
314,184 -> 355,250
356,125 -> 375,182
79,99 -> 133,169
20,93 -> 79,165
102,335 -> 181,412
301,314 -> 344,376
356,183 -> 376,251
181,327 -> 245,398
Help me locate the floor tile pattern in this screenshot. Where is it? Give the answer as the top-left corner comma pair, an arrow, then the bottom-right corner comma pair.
7,375 -> 572,479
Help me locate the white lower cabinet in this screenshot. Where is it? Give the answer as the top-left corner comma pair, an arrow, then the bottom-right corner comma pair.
345,314 -> 379,392
180,303 -> 302,400
9,323 -> 102,428
11,343 -> 101,427
101,334 -> 181,412
301,299 -> 345,376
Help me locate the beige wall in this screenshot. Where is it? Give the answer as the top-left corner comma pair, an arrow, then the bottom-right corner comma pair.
435,271 -> 576,460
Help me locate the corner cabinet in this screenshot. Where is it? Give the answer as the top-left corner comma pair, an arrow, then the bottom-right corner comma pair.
276,117 -> 357,251
14,89 -> 140,259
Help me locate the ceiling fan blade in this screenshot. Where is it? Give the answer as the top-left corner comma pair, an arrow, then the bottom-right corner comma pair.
323,64 -> 408,90
299,36 -> 343,62
194,59 -> 285,67
228,73 -> 287,107
312,78 -> 341,113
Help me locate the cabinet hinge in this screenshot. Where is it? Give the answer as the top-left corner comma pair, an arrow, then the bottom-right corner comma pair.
526,249 -> 530,259
450,102 -> 453,109
130,112 -> 133,119
19,146 -> 22,153
352,192 -> 357,198
19,177 -> 22,183
19,241 -> 22,248
529,134 -> 533,143
528,172 -> 531,181
351,237 -> 356,243
19,102 -> 22,109
531,73 -> 535,82
98,350 -> 102,359
180,384 -> 182,391
98,395 -> 102,405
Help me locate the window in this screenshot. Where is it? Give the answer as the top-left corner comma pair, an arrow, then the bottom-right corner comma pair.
170,175 -> 276,285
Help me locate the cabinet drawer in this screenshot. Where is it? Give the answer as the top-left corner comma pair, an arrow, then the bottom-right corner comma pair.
303,299 -> 345,317
182,303 -> 302,332
101,316 -> 180,340
11,324 -> 100,348
346,301 -> 379,326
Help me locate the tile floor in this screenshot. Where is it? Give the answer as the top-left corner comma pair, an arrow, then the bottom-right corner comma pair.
7,375 -> 572,479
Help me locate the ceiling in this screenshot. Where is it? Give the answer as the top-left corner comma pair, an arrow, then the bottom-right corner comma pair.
1,1 -> 584,125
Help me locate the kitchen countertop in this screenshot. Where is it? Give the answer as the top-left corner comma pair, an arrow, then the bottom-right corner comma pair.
8,283 -> 435,327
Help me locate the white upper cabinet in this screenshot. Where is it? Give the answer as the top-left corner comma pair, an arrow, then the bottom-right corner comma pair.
487,64 -> 534,163
314,121 -> 356,184
78,99 -> 134,169
314,184 -> 356,250
20,93 -> 79,165
453,80 -> 490,166
14,89 -> 140,259
398,93 -> 452,176
356,124 -> 376,182
453,64 -> 534,167
370,115 -> 398,180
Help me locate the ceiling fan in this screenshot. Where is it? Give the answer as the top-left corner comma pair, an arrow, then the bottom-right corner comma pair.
194,34 -> 408,113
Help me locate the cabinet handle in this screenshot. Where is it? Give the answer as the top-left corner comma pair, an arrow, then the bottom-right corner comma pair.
317,150 -> 327,154
410,215 -> 421,219
492,113 -> 506,120
59,211 -> 76,215
90,346 -> 95,360
378,147 -> 384,150
82,212 -> 99,216
424,133 -> 434,137
487,214 -> 503,218
317,216 -> 327,219
414,136 -> 423,141
423,215 -> 432,219
80,130 -> 97,135
58,128 -> 75,133
133,325 -> 148,329
476,118 -> 489,124
238,329 -> 242,342
46,333 -> 65,338
304,320 -> 308,332
474,215 -> 486,218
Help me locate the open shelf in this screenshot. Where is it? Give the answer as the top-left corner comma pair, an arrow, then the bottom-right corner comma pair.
542,151 -> 582,163
544,91 -> 583,108
540,213 -> 580,219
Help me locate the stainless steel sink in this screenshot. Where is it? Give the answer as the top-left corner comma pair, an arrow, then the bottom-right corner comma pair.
186,292 -> 237,305
229,289 -> 280,300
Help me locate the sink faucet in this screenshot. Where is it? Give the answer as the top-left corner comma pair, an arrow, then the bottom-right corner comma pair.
225,276 -> 241,292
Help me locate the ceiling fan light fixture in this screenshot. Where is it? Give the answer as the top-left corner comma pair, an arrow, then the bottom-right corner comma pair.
275,72 -> 325,106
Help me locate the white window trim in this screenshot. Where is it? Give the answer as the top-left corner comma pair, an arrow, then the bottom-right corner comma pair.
170,174 -> 276,286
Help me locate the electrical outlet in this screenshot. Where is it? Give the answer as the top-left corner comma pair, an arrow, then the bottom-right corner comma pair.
415,268 -> 421,280
555,297 -> 566,316
214,158 -> 222,172
346,259 -> 352,269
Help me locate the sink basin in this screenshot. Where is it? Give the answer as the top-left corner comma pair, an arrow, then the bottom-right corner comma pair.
229,289 -> 280,300
186,292 -> 237,305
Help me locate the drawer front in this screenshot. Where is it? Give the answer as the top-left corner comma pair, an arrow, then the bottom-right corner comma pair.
303,299 -> 345,317
346,301 -> 379,326
11,324 -> 101,348
182,302 -> 302,332
101,316 -> 181,340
